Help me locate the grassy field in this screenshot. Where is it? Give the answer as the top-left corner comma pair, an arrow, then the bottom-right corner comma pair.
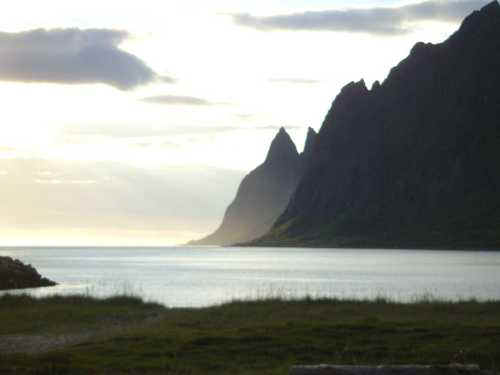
1,294 -> 500,374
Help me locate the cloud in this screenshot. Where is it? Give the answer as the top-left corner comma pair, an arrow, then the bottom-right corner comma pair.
63,124 -> 304,140
141,95 -> 213,106
160,141 -> 182,149
235,114 -> 255,120
35,179 -> 98,185
232,0 -> 488,35
0,158 -> 244,242
158,76 -> 177,84
63,124 -> 242,139
254,125 -> 303,131
0,28 -> 170,90
269,78 -> 320,84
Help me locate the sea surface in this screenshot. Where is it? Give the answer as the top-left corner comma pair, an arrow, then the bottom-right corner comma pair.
1,247 -> 499,307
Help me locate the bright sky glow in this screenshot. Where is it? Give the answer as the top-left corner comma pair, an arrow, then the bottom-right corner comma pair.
0,0 -> 488,245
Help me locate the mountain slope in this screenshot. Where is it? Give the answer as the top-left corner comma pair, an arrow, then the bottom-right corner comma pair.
251,1 -> 500,249
189,127 -> 316,246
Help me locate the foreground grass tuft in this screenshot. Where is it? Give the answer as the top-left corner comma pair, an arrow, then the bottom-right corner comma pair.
1,294 -> 499,374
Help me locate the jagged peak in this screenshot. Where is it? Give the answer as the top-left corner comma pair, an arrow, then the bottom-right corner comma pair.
336,79 -> 369,101
330,79 -> 369,111
409,42 -> 434,57
481,0 -> 500,14
342,79 -> 368,94
265,127 -> 299,164
302,127 -> 317,155
456,0 -> 500,35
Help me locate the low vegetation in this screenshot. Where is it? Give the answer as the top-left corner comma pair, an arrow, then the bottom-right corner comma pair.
1,294 -> 499,374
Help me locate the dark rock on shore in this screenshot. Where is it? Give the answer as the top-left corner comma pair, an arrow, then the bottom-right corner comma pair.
0,256 -> 56,291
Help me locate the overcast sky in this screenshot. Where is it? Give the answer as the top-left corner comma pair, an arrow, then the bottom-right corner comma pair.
0,0 -> 489,245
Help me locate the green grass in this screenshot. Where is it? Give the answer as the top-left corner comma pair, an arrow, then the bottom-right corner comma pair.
1,294 -> 500,374
0,293 -> 164,335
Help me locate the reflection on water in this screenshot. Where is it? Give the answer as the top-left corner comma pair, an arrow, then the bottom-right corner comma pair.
1,247 -> 499,307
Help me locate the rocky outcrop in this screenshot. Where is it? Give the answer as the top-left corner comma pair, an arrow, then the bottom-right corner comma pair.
189,127 -> 316,246
0,256 -> 56,291
252,2 -> 500,249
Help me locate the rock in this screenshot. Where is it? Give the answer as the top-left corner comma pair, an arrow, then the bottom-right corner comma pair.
0,256 -> 56,291
301,127 -> 318,163
253,1 -> 500,249
188,127 -> 316,246
290,364 -> 486,375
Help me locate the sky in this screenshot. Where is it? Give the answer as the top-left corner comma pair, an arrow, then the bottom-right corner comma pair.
0,0 -> 490,245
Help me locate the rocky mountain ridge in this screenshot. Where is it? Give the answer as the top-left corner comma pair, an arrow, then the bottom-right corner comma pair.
250,1 -> 500,249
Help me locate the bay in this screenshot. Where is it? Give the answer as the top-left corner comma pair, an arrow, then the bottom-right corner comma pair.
1,247 -> 499,307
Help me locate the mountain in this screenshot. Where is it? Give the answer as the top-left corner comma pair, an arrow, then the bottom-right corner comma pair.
300,126 -> 318,166
189,127 -> 316,246
250,1 -> 500,249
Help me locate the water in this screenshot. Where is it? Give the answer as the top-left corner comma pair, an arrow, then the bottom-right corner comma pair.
1,247 -> 499,307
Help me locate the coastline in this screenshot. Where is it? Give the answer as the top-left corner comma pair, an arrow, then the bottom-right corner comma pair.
240,237 -> 500,251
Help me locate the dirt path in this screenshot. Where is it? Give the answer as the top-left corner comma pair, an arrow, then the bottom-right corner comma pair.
0,332 -> 94,354
0,312 -> 164,355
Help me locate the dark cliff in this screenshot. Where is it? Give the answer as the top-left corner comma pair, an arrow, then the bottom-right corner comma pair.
189,127 -> 316,246
252,2 -> 500,249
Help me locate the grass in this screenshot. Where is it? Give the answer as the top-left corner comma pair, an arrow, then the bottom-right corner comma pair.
1,294 -> 500,374
0,293 -> 164,335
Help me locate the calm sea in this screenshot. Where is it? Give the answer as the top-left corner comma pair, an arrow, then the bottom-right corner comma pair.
1,247 -> 499,307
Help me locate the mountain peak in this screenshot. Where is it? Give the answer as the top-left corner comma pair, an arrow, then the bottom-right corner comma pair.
302,127 -> 317,156
456,0 -> 500,36
338,80 -> 369,100
189,126 -> 307,246
343,79 -> 368,94
481,1 -> 500,14
306,126 -> 316,139
265,127 -> 299,164
255,2 -> 500,249
327,79 -> 369,120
